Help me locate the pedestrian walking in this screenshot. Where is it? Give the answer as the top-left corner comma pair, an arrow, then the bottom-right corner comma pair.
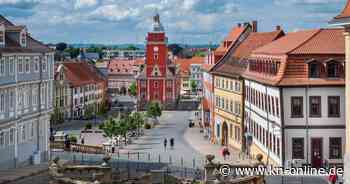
81,136 -> 85,145
164,138 -> 167,151
170,138 -> 174,149
222,147 -> 230,160
328,166 -> 338,184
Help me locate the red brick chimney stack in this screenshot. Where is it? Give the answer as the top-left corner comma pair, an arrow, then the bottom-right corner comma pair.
276,25 -> 281,31
252,20 -> 258,32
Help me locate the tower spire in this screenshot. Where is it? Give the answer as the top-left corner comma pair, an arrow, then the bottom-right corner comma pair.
152,12 -> 164,32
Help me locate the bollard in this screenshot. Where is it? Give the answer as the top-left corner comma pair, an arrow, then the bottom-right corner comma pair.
128,152 -> 130,160
148,153 -> 151,161
158,154 -> 161,163
138,152 -> 140,160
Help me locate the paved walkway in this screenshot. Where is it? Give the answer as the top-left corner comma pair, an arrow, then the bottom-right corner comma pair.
183,112 -> 253,165
0,163 -> 48,184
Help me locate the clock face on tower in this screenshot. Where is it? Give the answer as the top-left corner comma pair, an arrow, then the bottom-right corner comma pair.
153,46 -> 159,52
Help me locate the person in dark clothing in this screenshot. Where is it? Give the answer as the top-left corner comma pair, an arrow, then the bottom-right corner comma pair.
164,138 -> 167,151
170,138 -> 174,149
81,137 -> 85,145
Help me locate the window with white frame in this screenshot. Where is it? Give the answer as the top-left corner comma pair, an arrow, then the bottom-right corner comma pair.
21,125 -> 26,142
25,57 -> 30,73
9,57 -> 14,75
41,85 -> 45,105
30,122 -> 34,139
0,132 -> 4,147
32,87 -> 38,105
18,57 -> 23,73
34,56 -> 39,72
42,56 -> 47,72
9,90 -> 14,109
0,57 -> 4,76
9,128 -> 14,145
0,93 -> 4,112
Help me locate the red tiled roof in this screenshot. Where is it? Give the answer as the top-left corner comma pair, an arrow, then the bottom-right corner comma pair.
107,59 -> 139,75
243,28 -> 345,86
253,28 -> 344,55
234,30 -> 284,58
291,29 -> 344,55
215,26 -> 246,54
175,56 -> 204,76
61,62 -> 105,87
212,30 -> 284,77
334,0 -> 350,19
253,29 -> 319,55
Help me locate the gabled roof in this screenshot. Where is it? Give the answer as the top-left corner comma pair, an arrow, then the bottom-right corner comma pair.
253,28 -> 344,55
58,62 -> 105,87
0,15 -> 53,53
334,0 -> 350,19
211,29 -> 284,77
215,26 -> 246,54
233,30 -> 284,58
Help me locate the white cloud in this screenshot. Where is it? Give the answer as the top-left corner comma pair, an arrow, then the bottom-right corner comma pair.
0,0 -> 38,4
89,4 -> 140,21
182,0 -> 199,10
74,0 -> 98,9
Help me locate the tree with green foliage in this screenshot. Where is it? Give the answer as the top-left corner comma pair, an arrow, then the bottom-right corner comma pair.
146,101 -> 162,120
131,112 -> 144,136
64,47 -> 80,58
190,80 -> 198,93
56,42 -> 68,52
100,118 -> 118,138
126,45 -> 139,50
128,82 -> 137,96
84,104 -> 95,120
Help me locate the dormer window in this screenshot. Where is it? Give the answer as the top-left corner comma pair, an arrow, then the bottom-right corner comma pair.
0,31 -> 4,43
309,62 -> 321,78
327,62 -> 340,78
20,30 -> 26,47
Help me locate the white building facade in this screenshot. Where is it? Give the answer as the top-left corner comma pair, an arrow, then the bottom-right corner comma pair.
0,15 -> 54,169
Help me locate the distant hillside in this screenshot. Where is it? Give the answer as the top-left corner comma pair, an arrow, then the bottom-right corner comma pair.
50,43 -> 219,50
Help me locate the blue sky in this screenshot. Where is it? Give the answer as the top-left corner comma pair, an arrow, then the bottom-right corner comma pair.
0,0 -> 347,44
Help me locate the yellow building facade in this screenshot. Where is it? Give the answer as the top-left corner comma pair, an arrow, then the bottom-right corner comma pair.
213,75 -> 244,151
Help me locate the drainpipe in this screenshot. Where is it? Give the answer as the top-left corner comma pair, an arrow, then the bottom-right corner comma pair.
305,86 -> 309,165
265,85 -> 271,166
241,77 -> 246,152
14,54 -> 18,168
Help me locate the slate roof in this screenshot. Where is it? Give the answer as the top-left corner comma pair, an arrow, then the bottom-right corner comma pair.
0,15 -> 52,53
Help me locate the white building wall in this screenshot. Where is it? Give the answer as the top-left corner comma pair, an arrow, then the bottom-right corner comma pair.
283,87 -> 345,166
283,87 -> 345,126
245,79 -> 283,165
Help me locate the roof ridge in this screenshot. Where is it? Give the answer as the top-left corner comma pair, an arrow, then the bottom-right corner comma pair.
210,25 -> 250,72
287,29 -> 321,54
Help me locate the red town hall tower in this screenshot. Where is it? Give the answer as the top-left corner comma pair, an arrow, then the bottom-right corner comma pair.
136,14 -> 179,108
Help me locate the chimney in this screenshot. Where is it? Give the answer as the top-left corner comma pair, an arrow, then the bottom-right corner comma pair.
276,25 -> 281,31
237,23 -> 242,27
252,20 -> 258,32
